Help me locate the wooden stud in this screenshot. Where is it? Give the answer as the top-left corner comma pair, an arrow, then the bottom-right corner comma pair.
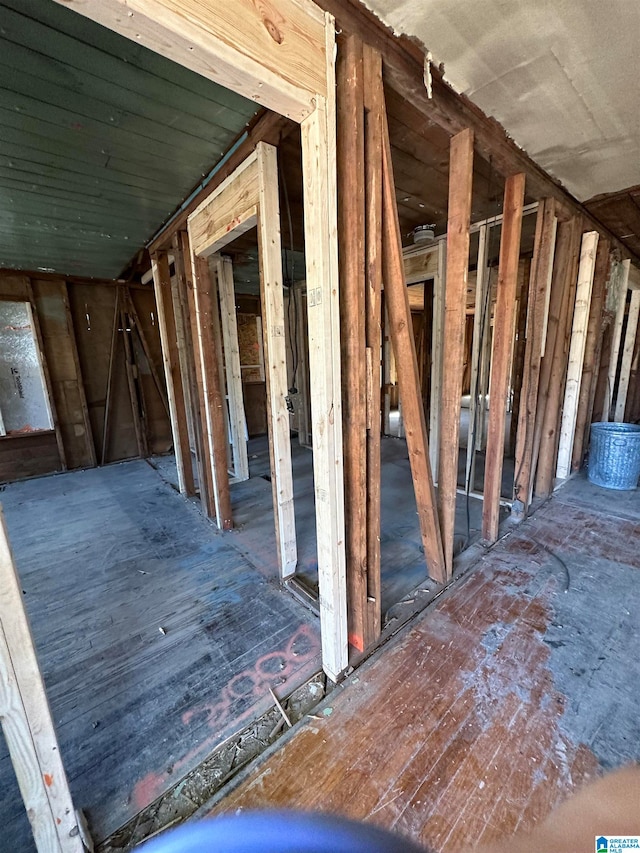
605,260 -> 631,420
556,231 -> 599,480
0,511 -> 84,853
534,217 -> 582,498
430,240 -> 447,476
175,231 -> 210,507
438,128 -> 474,574
615,288 -> 640,422
482,173 -> 526,543
336,32 -> 368,652
513,200 -> 557,512
123,289 -> 171,422
381,97 -> 445,584
120,294 -> 148,458
509,258 -> 531,456
101,286 -> 120,465
62,282 -> 97,467
151,251 -> 195,495
295,286 -> 311,447
465,224 -> 489,492
25,280 -> 67,471
300,18 -> 348,680
191,254 -> 233,529
256,142 -> 297,577
363,42 -> 384,645
216,256 -> 249,481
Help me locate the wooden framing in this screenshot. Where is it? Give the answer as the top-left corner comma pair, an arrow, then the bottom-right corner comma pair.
191,253 -> 234,529
151,251 -> 196,496
465,224 -> 489,492
572,240 -> 611,470
430,240 -> 447,476
336,33 -> 369,651
0,510 -> 84,852
187,142 -> 297,573
438,128 -> 474,576
513,199 -> 557,513
615,288 -> 640,422
381,96 -> 445,584
556,232 -> 599,480
216,256 -> 249,482
605,260 -> 631,420
534,217 -> 582,498
482,173 -> 526,543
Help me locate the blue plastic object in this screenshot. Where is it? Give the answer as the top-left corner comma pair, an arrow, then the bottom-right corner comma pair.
588,422 -> 640,490
138,812 -> 427,853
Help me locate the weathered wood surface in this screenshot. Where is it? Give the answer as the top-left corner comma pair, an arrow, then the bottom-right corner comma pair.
438,129 -> 474,574
0,458 -> 321,848
482,173 -> 525,542
207,482 -> 640,851
513,200 -> 557,511
381,96 -> 445,584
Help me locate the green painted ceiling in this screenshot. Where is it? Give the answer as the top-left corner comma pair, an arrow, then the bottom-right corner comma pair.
0,0 -> 259,279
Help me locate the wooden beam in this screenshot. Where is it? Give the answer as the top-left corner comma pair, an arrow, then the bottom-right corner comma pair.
363,42 -> 384,646
216,256 -> 249,482
191,254 -> 233,529
300,16 -> 348,680
0,510 -> 84,853
151,251 -> 195,495
62,282 -> 97,467
120,293 -> 148,459
256,143 -> 297,577
174,231 -> 210,506
605,260 -> 631,420
482,173 -> 526,543
438,128 -> 474,574
381,95 -> 445,584
513,200 -> 557,512
465,224 -> 489,492
429,240 -> 447,476
556,232 -> 599,480
26,280 -> 67,471
509,258 -> 531,456
336,33 -> 368,653
53,0 -> 327,123
615,288 -> 640,422
101,286 -> 120,465
534,217 -> 582,498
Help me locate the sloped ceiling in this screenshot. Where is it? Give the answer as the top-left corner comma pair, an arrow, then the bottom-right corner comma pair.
363,0 -> 640,203
0,0 -> 258,279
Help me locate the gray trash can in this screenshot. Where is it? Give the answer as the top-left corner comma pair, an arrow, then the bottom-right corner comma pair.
588,422 -> 640,490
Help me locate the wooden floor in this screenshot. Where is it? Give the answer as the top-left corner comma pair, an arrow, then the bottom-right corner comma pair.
206,475 -> 640,850
0,459 -> 321,849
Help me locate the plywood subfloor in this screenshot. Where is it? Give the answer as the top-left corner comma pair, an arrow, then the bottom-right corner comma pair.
0,459 -> 321,849
204,475 -> 640,850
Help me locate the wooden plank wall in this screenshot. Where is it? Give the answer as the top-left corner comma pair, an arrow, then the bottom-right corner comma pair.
0,269 -> 170,483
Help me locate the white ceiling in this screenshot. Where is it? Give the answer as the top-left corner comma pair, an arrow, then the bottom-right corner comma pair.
364,0 -> 640,202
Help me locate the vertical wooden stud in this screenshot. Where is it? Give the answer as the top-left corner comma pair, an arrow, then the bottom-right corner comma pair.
430,240 -> 447,476
381,100 -> 445,583
151,251 -> 196,495
190,253 -> 233,529
556,231 -> 599,479
605,259 -> 631,420
256,142 -> 297,577
300,15 -> 348,680
482,173 -> 526,543
216,255 -> 250,481
513,199 -> 557,512
438,128 -> 474,574
615,288 -> 640,422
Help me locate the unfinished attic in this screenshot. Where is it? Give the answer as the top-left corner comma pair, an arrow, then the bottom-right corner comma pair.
1,0 -> 639,850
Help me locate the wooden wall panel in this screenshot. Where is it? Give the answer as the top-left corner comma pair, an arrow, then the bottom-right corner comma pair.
0,432 -> 60,483
30,278 -> 95,470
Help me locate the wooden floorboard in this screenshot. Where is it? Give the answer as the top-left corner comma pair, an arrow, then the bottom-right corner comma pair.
206,477 -> 640,851
0,459 -> 321,848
